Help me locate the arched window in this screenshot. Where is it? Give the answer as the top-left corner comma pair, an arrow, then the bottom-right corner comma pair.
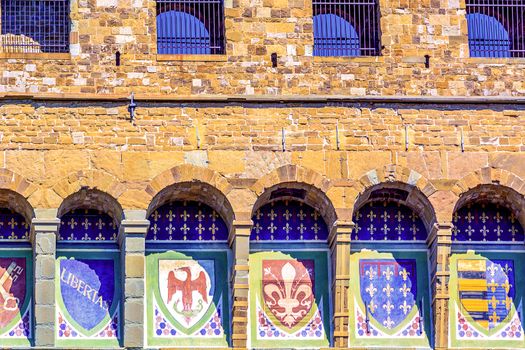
0,0 -> 70,53
249,199 -> 331,348
0,204 -> 32,347
465,0 -> 525,58
313,14 -> 361,56
349,190 -> 432,348
56,205 -> 121,347
312,0 -> 381,56
449,191 -> 525,347
145,200 -> 230,347
156,0 -> 225,55
466,13 -> 510,57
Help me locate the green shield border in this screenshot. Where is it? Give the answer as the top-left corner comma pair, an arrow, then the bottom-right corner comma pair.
146,249 -> 230,347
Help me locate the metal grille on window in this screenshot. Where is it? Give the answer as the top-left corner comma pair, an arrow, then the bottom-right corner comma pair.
156,0 -> 225,55
466,0 -> 525,58
0,0 -> 70,53
312,0 -> 381,56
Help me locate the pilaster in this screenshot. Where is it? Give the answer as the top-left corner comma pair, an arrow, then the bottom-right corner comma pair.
329,220 -> 353,348
118,210 -> 149,349
429,221 -> 453,350
229,219 -> 252,349
31,209 -> 60,348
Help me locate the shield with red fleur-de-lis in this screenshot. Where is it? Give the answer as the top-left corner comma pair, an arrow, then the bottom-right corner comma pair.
359,259 -> 418,333
261,259 -> 315,332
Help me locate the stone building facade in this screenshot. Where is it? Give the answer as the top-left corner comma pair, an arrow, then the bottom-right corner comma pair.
0,0 -> 524,348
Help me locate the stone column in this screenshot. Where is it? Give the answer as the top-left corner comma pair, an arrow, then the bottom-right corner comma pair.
118,210 -> 150,349
329,221 -> 353,349
31,209 -> 60,348
229,220 -> 252,349
429,222 -> 453,350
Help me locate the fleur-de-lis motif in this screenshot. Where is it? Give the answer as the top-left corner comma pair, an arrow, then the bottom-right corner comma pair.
8,218 -> 17,229
81,218 -> 91,230
480,211 -> 489,223
67,218 -> 77,230
395,210 -> 404,222
465,211 -> 474,223
382,283 -> 394,297
494,211 -> 502,223
152,210 -> 160,221
283,223 -> 292,235
8,231 -> 17,240
195,210 -> 205,222
150,223 -> 159,239
196,223 -> 205,237
382,266 -> 394,281
400,268 -> 410,281
381,223 -> 390,238
382,300 -> 394,315
311,211 -> 320,220
381,210 -> 391,222
167,210 -> 176,222
494,225 -> 503,239
210,210 -> 219,222
453,211 -> 460,222
283,209 -> 292,220
255,210 -> 263,220
487,263 -> 498,277
480,225 -> 489,240
366,282 -> 377,298
367,210 -> 377,221
365,266 -> 377,281
209,223 -> 218,240
297,210 -> 306,220
96,232 -> 106,241
166,223 -> 175,239
96,218 -> 106,230
399,300 -> 412,315
502,263 -> 513,275
180,210 -> 189,222
383,316 -> 395,329
368,224 -> 376,239
268,209 -> 277,220
180,223 -> 190,237
268,223 -> 277,234
399,283 -> 411,297
466,225 -> 475,239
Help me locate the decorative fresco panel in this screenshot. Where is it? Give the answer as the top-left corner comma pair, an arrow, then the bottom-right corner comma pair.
147,201 -> 228,241
0,250 -> 32,347
352,201 -> 427,241
449,251 -> 524,348
0,209 -> 30,241
59,209 -> 118,242
249,251 -> 330,348
251,200 -> 328,241
55,252 -> 120,347
452,203 -> 524,242
146,250 -> 230,347
349,250 -> 431,348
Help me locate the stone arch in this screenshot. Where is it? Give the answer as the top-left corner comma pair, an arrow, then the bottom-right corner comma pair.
57,188 -> 124,226
146,165 -> 235,231
52,169 -> 126,205
452,167 -> 525,198
0,169 -> 36,223
251,165 -> 337,231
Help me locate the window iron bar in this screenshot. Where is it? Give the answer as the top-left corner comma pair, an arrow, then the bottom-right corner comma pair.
0,0 -> 70,53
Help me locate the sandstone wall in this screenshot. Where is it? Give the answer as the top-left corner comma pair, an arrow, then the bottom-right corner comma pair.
0,0 -> 524,96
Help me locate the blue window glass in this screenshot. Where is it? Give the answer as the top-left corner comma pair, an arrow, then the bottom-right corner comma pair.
156,0 -> 225,55
251,200 -> 328,241
59,209 -> 118,242
313,14 -> 360,56
0,0 -> 70,53
147,201 -> 228,241
452,202 -> 524,242
312,0 -> 381,57
353,201 -> 427,241
467,13 -> 510,58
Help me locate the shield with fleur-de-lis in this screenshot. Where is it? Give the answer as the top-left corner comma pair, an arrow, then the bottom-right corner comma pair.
261,259 -> 315,332
359,259 -> 418,332
457,258 -> 515,332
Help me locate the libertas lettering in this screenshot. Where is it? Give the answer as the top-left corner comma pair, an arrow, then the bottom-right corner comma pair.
60,268 -> 109,310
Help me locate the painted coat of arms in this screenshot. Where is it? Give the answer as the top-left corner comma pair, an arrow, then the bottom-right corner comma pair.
457,258 -> 516,331
158,259 -> 213,329
359,259 -> 418,332
146,251 -> 230,347
0,258 -> 26,330
262,259 -> 315,329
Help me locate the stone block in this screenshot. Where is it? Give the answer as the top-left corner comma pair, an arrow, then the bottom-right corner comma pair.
35,280 -> 55,305
125,255 -> 145,278
125,279 -> 145,298
124,299 -> 145,323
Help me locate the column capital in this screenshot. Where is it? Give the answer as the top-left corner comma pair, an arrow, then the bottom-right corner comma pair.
118,210 -> 150,241
329,220 -> 354,246
228,219 -> 253,247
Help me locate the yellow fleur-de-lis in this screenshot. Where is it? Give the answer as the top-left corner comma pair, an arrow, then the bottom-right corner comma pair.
400,268 -> 410,281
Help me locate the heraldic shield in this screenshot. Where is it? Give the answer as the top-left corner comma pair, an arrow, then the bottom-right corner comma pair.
0,251 -> 32,347
349,250 -> 431,348
249,251 -> 330,349
449,251 -> 524,347
146,250 -> 230,347
56,251 -> 121,347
